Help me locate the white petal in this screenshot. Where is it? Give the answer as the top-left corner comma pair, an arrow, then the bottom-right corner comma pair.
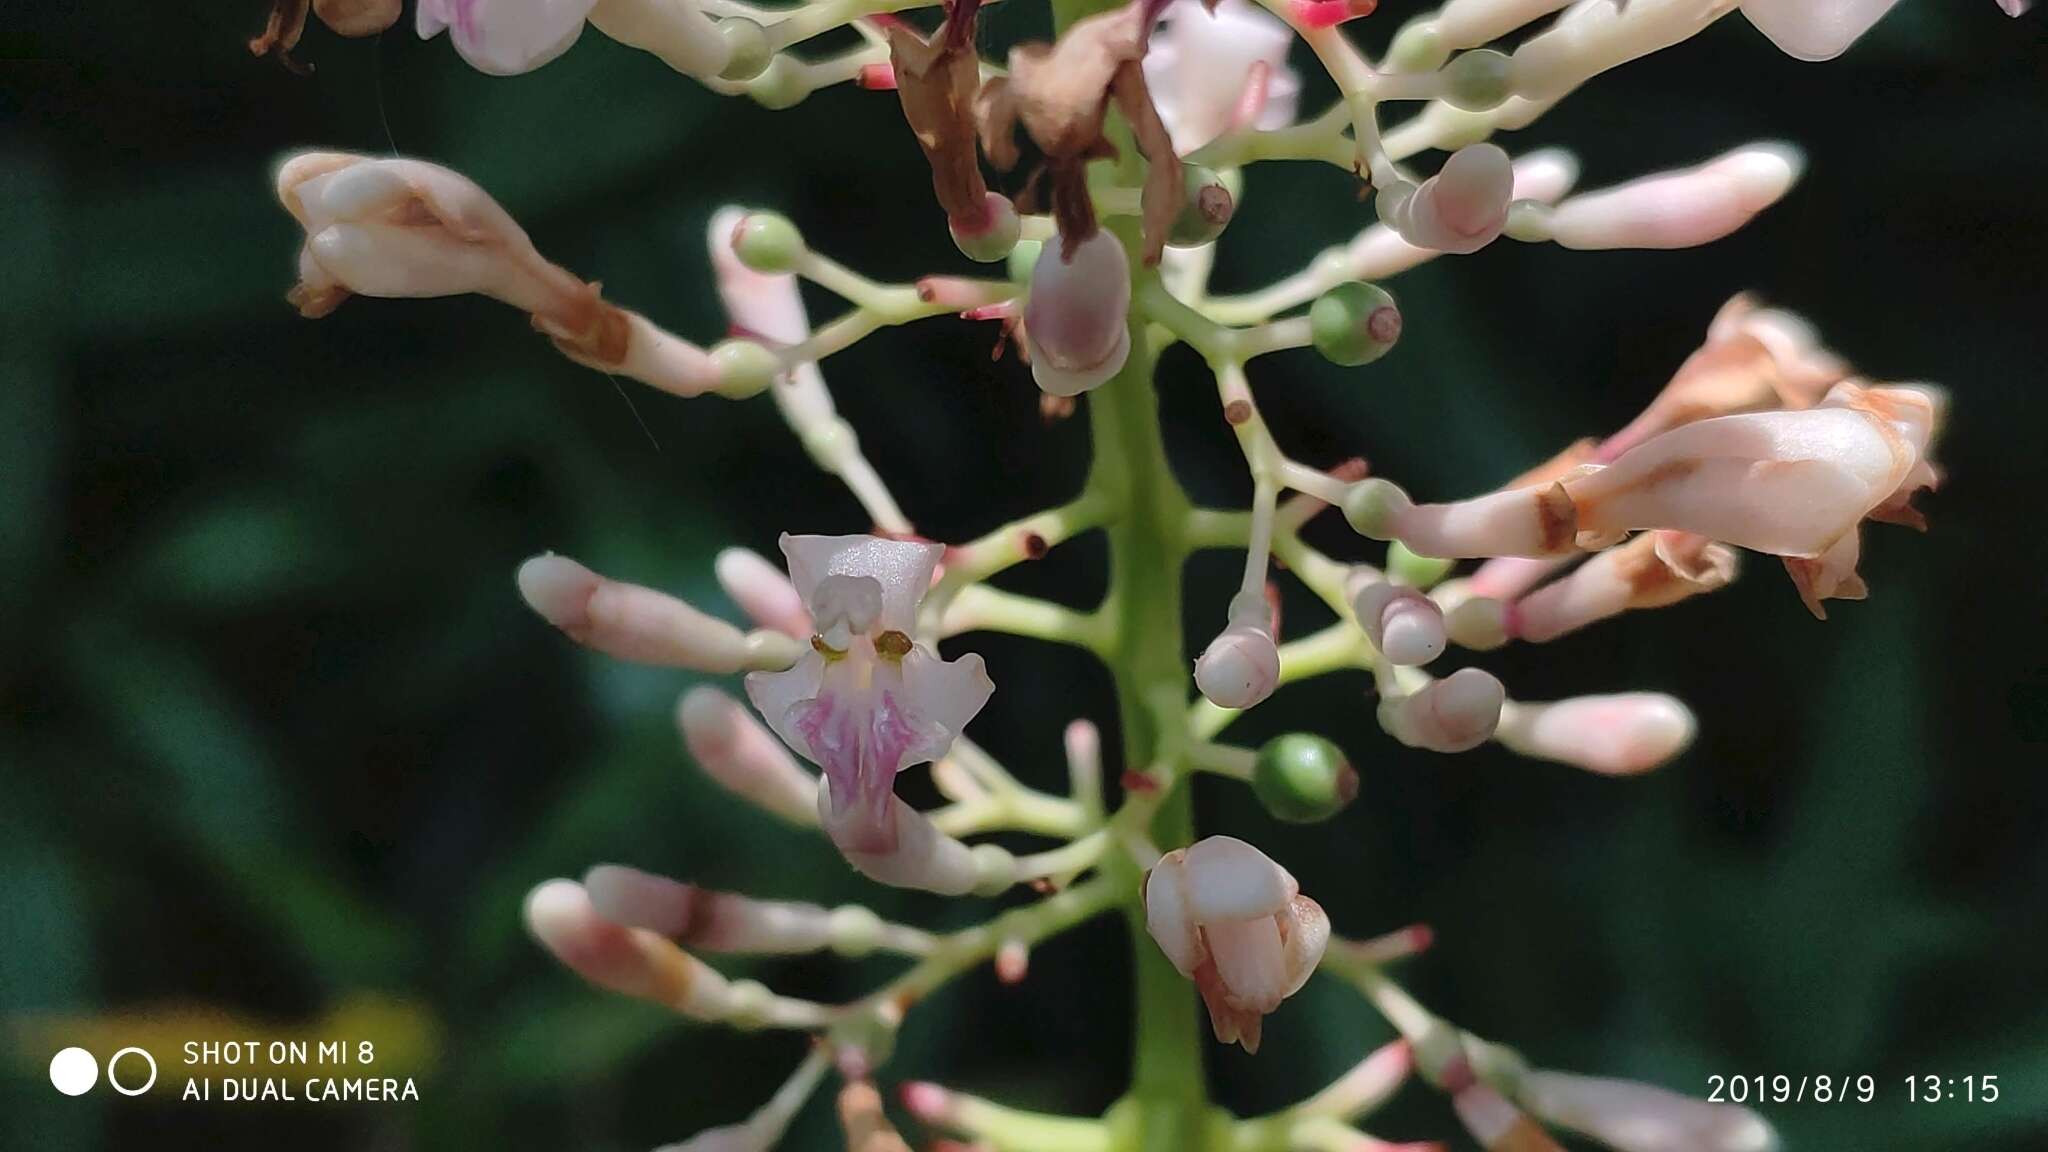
707,206 -> 812,346
898,648 -> 995,758
1143,852 -> 1205,978
1522,1070 -> 1778,1152
778,534 -> 942,631
1741,0 -> 1902,62
1496,693 -> 1697,775
434,0 -> 600,76
742,652 -> 827,762
1204,915 -> 1289,1012
1277,895 -> 1329,999
1180,835 -> 1296,921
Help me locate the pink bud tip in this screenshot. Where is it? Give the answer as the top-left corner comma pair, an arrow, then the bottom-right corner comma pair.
858,62 -> 898,90
1291,0 -> 1376,28
898,1081 -> 951,1121
996,940 -> 1029,985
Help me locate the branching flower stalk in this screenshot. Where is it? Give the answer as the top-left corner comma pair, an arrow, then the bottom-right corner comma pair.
264,0 -> 2016,1148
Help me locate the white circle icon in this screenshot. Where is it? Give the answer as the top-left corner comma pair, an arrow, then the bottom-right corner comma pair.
107,1048 -> 158,1096
49,1047 -> 98,1096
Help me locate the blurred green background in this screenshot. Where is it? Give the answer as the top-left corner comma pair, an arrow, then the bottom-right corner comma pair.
3,3 -> 2044,1150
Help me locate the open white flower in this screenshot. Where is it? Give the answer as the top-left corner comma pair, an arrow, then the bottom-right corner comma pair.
416,0 -> 600,75
1143,0 -> 1302,154
744,534 -> 993,855
1144,836 -> 1328,1053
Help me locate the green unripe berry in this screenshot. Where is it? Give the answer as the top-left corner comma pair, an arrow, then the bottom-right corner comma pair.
730,211 -> 803,274
1387,540 -> 1456,589
717,18 -> 773,82
1310,281 -> 1402,367
1169,164 -> 1235,247
710,338 -> 780,399
1006,238 -> 1044,285
1252,734 -> 1358,823
1442,48 -> 1511,112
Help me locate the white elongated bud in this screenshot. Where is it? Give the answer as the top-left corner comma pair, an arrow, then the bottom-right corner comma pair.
1379,667 -> 1505,753
1346,477 -> 1579,559
1144,836 -> 1327,1053
1454,1081 -> 1567,1152
587,0 -> 730,79
1378,144 -> 1515,254
716,547 -> 811,637
518,553 -> 791,671
1350,578 -> 1447,666
1541,144 -> 1803,250
524,879 -> 734,1018
1436,0 -> 1577,48
1510,531 -> 1737,642
1510,0 -> 1738,102
677,686 -> 821,826
1495,693 -> 1697,775
1519,1070 -> 1778,1152
416,0 -> 599,76
1195,621 -> 1282,709
1023,229 -> 1133,397
1739,0 -> 1902,62
584,864 -> 837,953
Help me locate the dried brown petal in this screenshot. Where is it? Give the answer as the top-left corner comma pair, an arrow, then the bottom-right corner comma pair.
888,1 -> 992,227
249,0 -> 312,74
313,0 -> 403,37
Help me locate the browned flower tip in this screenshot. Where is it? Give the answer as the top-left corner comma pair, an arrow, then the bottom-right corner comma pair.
887,2 -> 990,226
248,0 -> 312,73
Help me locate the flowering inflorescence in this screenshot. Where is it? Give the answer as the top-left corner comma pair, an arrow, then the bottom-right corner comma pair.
264,0 -> 2015,1148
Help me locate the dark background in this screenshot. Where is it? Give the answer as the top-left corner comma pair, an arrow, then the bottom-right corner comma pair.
2,3 -> 2044,1150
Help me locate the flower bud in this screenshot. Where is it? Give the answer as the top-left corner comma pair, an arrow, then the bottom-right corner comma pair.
1740,0 -> 1902,62
416,0 -> 596,76
1542,144 -> 1803,251
1511,531 -> 1738,642
1442,593 -> 1509,650
1443,48 -> 1512,111
1145,836 -> 1328,1052
524,879 -> 734,1017
716,546 -> 811,637
1252,733 -> 1359,823
1345,477 -> 1579,559
1196,621 -> 1281,709
1311,281 -> 1403,367
950,192 -> 1022,263
1379,667 -> 1505,753
1351,579 -> 1447,666
1434,0 -> 1574,51
1454,1081 -> 1567,1152
729,211 -> 803,275
709,338 -> 781,399
1518,1070 -> 1777,1152
584,863 -> 847,954
1023,229 -> 1133,397
1170,165 -> 1235,248
677,685 -> 821,826
1378,143 -> 1514,254
1495,693 -> 1696,776
825,785 -> 998,896
518,553 -> 789,672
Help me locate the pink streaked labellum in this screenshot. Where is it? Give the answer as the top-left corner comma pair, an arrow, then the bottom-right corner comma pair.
1351,577 -> 1447,666
1508,531 -> 1738,642
1145,0 -> 1303,153
1379,667 -> 1505,753
825,788 -> 998,896
716,546 -> 812,638
1518,1070 -> 1778,1152
584,864 -> 837,954
1563,380 -> 1942,566
1347,148 -> 1579,280
1495,693 -> 1697,775
1022,229 -> 1133,397
1454,1081 -> 1568,1152
1195,620 -> 1282,709
678,685 -> 822,827
1739,0 -> 1902,62
416,0 -> 600,76
518,553 -> 797,672
524,879 -> 734,1017
744,535 -> 993,857
1144,836 -> 1329,1053
1378,144 -> 1515,255
1539,144 -> 1804,250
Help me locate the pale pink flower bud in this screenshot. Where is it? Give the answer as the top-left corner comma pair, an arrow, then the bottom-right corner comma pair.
708,207 -> 808,345
716,547 -> 811,637
1346,476 -> 1579,559
1510,0 -> 1733,101
1348,148 -> 1579,279
416,0 -> 600,76
1351,579 -> 1447,666
1739,0 -> 1901,62
1195,621 -> 1282,709
678,685 -> 821,827
1300,1039 -> 1415,1117
825,788 -> 994,896
1543,144 -> 1803,250
1023,229 -> 1133,397
524,879 -> 733,1017
1379,668 -> 1505,753
1518,1070 -> 1777,1152
586,0 -> 729,79
1144,0 -> 1302,153
518,553 -> 792,671
1144,836 -> 1328,1053
1454,1081 -> 1566,1152
584,864 -> 836,953
1495,693 -> 1697,775
1509,531 -> 1738,642
1379,144 -> 1515,254
745,535 -> 993,856
1435,0 -> 1578,49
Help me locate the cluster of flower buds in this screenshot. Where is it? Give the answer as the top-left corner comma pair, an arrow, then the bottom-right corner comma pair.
256,0 -> 2008,1145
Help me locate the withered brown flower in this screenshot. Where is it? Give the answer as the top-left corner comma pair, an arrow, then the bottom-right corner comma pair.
886,0 -> 995,231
